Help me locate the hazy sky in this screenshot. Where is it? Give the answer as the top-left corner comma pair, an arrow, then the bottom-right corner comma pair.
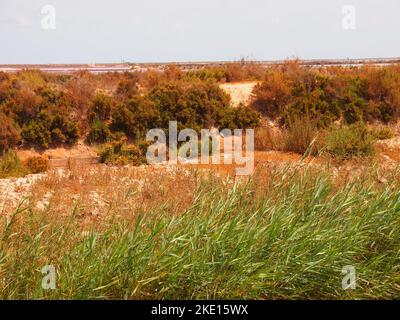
0,0 -> 399,64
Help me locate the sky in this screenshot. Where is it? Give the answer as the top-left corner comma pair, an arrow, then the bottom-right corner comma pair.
0,0 -> 399,64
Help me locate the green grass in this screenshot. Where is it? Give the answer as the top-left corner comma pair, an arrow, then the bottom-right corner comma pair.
1,166 -> 400,299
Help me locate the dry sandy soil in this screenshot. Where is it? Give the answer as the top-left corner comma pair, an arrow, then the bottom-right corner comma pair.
17,140 -> 98,162
220,81 -> 258,107
2,145 -> 399,219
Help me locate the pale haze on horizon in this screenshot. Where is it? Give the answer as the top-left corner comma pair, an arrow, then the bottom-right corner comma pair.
0,0 -> 399,64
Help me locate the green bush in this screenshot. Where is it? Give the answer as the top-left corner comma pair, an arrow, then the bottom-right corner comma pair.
21,120 -> 51,149
342,96 -> 366,124
111,96 -> 159,139
149,81 -> 255,132
111,104 -> 137,138
51,114 -> 80,144
185,67 -> 227,82
89,93 -> 113,121
37,85 -> 64,106
325,123 -> 375,160
99,138 -> 145,166
87,118 -> 113,144
21,114 -> 79,148
65,122 -> 80,144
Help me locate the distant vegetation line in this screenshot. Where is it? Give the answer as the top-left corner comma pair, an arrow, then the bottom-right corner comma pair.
1,57 -> 400,73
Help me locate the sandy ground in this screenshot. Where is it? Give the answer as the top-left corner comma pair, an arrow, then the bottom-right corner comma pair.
2,144 -> 400,217
17,140 -> 98,162
220,81 -> 259,107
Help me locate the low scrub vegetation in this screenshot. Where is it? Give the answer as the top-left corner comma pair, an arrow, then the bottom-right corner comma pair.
0,69 -> 259,157
99,137 -> 147,166
2,62 -> 400,164
325,124 -> 376,160
255,118 -> 380,161
251,62 -> 400,126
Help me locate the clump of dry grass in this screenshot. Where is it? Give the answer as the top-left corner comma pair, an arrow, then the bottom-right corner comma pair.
254,126 -> 285,151
27,164 -> 205,222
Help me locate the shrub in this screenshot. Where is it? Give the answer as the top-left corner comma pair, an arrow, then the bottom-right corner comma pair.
139,70 -> 164,89
24,156 -> 49,174
121,97 -> 160,138
37,85 -> 63,105
185,67 -> 227,82
224,63 -> 245,82
342,96 -> 366,124
21,120 -> 51,149
149,82 -> 187,128
250,63 -> 400,127
99,138 -> 145,166
3,63 -> 400,154
111,104 -> 138,138
87,118 -> 113,144
111,96 -> 160,140
251,70 -> 292,118
21,113 -> 79,148
149,80 -> 256,132
51,128 -> 66,144
0,150 -> 27,178
65,121 -> 80,144
50,115 -> 68,143
0,113 -> 21,153
89,93 -> 113,121
164,65 -> 183,81
115,74 -> 140,100
325,123 -> 375,160
231,104 -> 261,129
11,89 -> 44,125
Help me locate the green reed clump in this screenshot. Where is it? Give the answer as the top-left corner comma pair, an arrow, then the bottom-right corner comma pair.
1,166 -> 399,299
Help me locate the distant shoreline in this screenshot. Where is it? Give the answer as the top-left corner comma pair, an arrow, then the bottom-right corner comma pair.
1,57 -> 400,74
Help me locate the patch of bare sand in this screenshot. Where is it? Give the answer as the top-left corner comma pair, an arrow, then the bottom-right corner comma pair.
220,81 -> 259,107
